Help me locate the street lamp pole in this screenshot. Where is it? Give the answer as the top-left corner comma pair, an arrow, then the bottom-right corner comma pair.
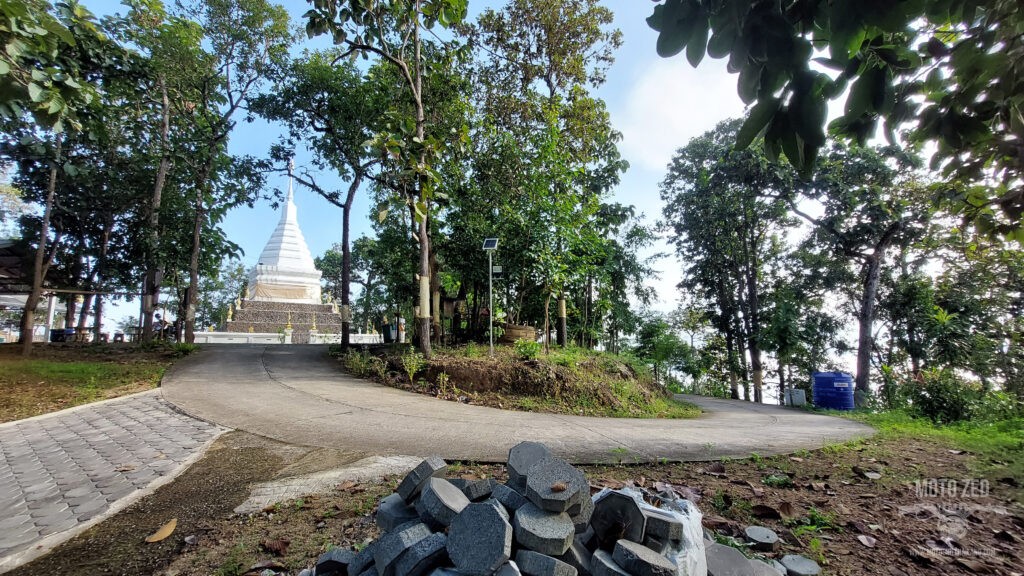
488,248 -> 493,357
482,238 -> 498,357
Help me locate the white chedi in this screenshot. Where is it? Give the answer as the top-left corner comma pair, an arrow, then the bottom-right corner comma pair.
246,170 -> 322,304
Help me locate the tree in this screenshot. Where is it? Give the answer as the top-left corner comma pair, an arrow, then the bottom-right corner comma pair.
110,0 -> 207,343
0,0 -> 103,131
647,0 -> 1024,238
252,53 -> 386,348
350,236 -> 388,333
635,315 -> 687,387
789,144 -> 931,401
661,118 -> 796,402
469,0 -> 626,348
306,0 -> 469,359
0,1 -> 115,354
195,260 -> 246,329
176,0 -> 290,344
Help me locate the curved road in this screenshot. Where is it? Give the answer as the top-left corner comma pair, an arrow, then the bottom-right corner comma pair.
161,345 -> 873,463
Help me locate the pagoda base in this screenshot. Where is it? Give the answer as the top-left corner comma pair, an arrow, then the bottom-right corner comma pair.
226,300 -> 347,344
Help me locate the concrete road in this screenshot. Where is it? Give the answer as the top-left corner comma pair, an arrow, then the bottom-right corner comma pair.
162,345 -> 873,463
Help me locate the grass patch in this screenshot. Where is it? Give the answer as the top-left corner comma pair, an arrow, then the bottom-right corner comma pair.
0,358 -> 166,422
849,409 -> 1024,486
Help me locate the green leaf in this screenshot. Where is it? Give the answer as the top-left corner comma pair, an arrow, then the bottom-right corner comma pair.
738,64 -> 761,104
812,57 -> 845,71
792,94 -> 827,148
844,68 -> 875,117
735,97 -> 779,150
686,18 -> 709,67
413,200 -> 428,222
646,4 -> 665,31
0,60 -> 9,75
27,82 -> 44,102
707,26 -> 735,59
780,128 -> 804,171
655,0 -> 695,58
46,96 -> 64,115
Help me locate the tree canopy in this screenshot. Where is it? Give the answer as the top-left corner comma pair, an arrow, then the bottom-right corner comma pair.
647,0 -> 1024,239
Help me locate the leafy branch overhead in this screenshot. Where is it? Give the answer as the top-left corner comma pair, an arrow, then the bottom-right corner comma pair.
647,0 -> 1024,239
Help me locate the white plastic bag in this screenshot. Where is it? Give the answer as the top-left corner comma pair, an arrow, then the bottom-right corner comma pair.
592,487 -> 707,576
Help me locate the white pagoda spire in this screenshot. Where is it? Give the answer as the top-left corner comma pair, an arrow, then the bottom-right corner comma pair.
246,162 -> 323,304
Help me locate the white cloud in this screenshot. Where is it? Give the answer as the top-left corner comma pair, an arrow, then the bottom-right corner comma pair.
616,57 -> 746,173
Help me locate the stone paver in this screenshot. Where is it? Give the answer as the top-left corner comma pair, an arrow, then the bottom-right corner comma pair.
0,391 -> 225,572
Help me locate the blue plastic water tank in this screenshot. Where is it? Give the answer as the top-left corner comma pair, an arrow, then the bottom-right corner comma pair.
812,372 -> 855,410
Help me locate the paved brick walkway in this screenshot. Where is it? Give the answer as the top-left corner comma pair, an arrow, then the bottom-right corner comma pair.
0,391 -> 225,571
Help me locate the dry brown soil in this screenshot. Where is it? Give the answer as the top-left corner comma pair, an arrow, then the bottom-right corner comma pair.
9,429 -> 1022,576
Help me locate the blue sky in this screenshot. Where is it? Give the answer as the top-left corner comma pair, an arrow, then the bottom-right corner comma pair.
89,0 -> 749,327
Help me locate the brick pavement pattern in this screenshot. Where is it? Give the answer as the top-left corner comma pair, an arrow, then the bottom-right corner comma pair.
0,391 -> 224,565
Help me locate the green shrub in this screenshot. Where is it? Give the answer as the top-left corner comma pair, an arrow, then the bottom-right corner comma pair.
970,390 -> 1024,422
172,343 -> 199,357
513,338 -> 541,360
342,351 -> 373,377
909,368 -> 980,424
400,348 -> 426,385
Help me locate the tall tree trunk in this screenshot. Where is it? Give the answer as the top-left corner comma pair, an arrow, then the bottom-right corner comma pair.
543,292 -> 551,354
20,134 -> 62,355
64,296 -> 76,330
93,295 -> 104,342
856,253 -> 883,400
77,295 -> 93,331
185,167 -> 211,345
779,360 -> 786,406
412,3 -> 431,359
734,284 -> 752,401
91,218 -> 113,342
556,294 -> 566,347
143,78 -> 171,343
341,174 -> 361,349
745,281 -> 764,402
724,315 -> 740,400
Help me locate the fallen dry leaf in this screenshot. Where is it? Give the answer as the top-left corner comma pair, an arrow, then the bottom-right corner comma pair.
243,560 -> 287,574
857,534 -> 877,548
790,456 -> 804,462
778,501 -> 796,520
993,529 -> 1020,543
702,515 -> 737,530
261,538 -> 290,556
853,465 -> 882,480
337,480 -> 357,491
954,558 -> 988,572
706,462 -> 726,476
752,504 -> 782,520
145,518 -> 177,543
115,465 -> 136,472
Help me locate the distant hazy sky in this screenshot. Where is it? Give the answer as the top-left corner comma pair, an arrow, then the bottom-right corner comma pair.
87,0 -> 748,327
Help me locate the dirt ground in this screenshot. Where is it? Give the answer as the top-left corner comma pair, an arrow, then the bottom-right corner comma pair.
8,429 -> 1022,576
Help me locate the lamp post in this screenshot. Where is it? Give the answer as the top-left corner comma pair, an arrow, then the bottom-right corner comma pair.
482,238 -> 498,356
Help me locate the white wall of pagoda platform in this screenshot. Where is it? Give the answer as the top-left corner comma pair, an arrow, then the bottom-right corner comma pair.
194,331 -> 383,345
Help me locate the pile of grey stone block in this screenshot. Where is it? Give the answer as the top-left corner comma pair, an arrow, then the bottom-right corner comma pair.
304,441 -> 817,576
